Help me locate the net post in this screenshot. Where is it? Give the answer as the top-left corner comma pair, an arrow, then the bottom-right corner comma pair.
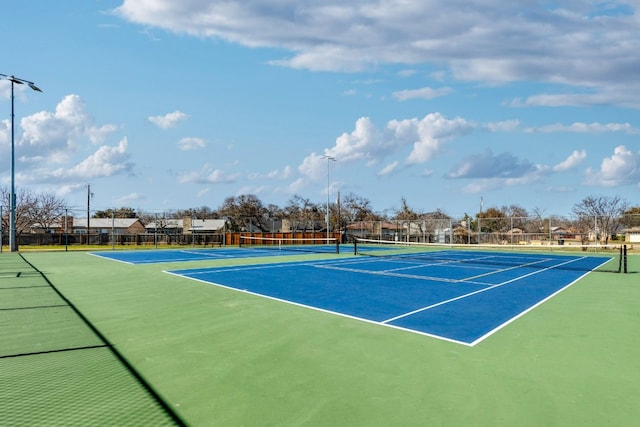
335,239 -> 340,254
617,244 -> 623,273
353,239 -> 358,255
623,244 -> 628,274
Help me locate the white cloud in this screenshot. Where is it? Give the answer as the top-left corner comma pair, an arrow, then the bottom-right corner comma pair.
54,183 -> 86,197
297,113 -> 473,182
292,112 -> 474,195
378,161 -> 399,176
553,150 -> 587,172
178,137 -> 207,150
457,165 -> 548,194
329,117 -> 387,163
0,119 -> 9,146
236,185 -> 272,197
297,152 -> 327,182
585,145 -> 640,187
115,1 -> 640,106
116,192 -> 147,204
397,69 -> 418,78
267,166 -> 292,180
287,177 -> 307,194
55,138 -> 132,179
178,165 -> 238,184
7,95 -> 118,167
511,90 -> 640,109
447,149 -> 535,179
248,166 -> 293,180
484,120 -> 520,132
148,110 -> 189,129
392,87 -> 452,101
459,179 -> 503,194
19,137 -> 133,184
532,122 -> 640,134
389,113 -> 474,164
197,188 -> 211,198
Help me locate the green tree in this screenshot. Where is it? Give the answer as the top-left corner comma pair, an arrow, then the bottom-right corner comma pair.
93,207 -> 138,218
620,206 -> 640,228
477,207 -> 506,233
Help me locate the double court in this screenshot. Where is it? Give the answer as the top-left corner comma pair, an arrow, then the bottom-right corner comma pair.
94,246 -> 615,346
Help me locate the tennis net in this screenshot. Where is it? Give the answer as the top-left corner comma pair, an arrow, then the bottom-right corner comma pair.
354,238 -> 627,273
239,235 -> 340,254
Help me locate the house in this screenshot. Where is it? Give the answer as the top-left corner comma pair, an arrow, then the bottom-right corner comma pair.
145,217 -> 227,235
45,217 -> 146,235
184,218 -> 227,234
345,221 -> 398,239
281,219 -> 325,232
622,226 -> 640,243
144,219 -> 184,234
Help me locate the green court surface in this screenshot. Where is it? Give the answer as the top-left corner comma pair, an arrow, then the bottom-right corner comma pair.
2,250 -> 639,426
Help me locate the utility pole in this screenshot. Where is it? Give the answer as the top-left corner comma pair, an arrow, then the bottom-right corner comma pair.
87,184 -> 93,245
322,155 -> 336,240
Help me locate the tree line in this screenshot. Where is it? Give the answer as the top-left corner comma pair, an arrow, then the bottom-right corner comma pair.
1,186 -> 639,242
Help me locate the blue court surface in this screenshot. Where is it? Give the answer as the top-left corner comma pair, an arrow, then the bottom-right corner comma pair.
167,250 -> 613,346
90,246 -> 341,264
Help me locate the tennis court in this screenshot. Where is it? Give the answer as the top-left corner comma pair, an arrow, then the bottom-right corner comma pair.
167,248 -> 615,345
91,244 -> 342,264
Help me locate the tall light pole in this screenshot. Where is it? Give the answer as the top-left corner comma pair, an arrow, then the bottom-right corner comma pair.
1,74 -> 42,252
322,155 -> 336,239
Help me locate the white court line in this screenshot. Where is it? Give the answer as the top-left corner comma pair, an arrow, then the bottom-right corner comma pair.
169,257 -> 359,275
460,257 -> 553,282
164,270 -> 473,347
166,253 -> 609,346
381,255 -> 590,324
312,264 -> 486,285
316,254 -> 559,285
179,250 -> 236,259
88,252 -> 136,265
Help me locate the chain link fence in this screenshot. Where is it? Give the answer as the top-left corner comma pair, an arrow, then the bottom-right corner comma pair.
344,214 -> 640,246
2,208 -> 639,249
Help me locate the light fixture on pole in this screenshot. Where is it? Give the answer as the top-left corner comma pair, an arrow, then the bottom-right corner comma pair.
1,73 -> 42,252
322,155 -> 336,239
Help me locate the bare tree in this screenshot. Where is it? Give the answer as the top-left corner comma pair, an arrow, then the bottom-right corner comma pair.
219,194 -> 269,232
393,197 -> 422,220
283,195 -> 323,231
501,204 -> 530,231
572,195 -> 628,244
1,187 -> 37,238
174,206 -> 218,219
341,192 -> 381,223
30,192 -> 67,233
1,187 -> 66,243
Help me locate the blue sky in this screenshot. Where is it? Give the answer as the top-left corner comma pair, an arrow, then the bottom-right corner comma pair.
1,0 -> 639,218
